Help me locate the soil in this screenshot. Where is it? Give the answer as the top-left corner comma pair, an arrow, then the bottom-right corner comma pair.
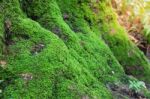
107,83 -> 147,99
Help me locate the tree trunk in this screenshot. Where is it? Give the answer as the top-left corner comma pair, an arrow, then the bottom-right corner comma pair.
0,0 -> 150,98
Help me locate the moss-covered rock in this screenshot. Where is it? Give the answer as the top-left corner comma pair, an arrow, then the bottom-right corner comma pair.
53,0 -> 150,82
0,0 -> 150,98
21,0 -> 125,83
0,0 -> 115,98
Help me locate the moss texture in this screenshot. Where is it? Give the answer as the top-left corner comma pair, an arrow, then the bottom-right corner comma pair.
143,26 -> 150,44
100,2 -> 150,82
0,0 -> 150,99
53,0 -> 150,82
21,0 -> 125,83
95,3 -> 150,82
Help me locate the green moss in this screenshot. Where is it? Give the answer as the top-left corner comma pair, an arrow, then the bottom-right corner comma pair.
0,0 -> 114,98
97,7 -> 150,82
54,0 -> 150,82
0,10 -> 4,56
100,21 -> 150,80
143,26 -> 150,44
1,0 -> 150,98
1,12 -> 112,99
21,0 -> 125,83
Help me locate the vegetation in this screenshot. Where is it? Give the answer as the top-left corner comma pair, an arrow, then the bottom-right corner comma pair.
0,0 -> 150,99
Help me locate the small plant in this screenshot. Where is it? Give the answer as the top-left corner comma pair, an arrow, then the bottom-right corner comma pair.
129,80 -> 146,93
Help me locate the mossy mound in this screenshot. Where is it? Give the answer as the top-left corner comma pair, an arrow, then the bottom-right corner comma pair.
0,0 -> 150,99
1,18 -> 112,98
0,1 -> 114,98
21,0 -> 124,83
54,0 -> 150,82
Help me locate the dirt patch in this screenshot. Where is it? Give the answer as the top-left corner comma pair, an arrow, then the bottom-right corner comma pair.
4,19 -> 14,46
107,83 -> 146,99
51,27 -> 69,42
125,66 -> 144,76
31,43 -> 45,55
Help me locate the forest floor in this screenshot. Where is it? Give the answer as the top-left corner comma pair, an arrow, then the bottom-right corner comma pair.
109,82 -> 148,99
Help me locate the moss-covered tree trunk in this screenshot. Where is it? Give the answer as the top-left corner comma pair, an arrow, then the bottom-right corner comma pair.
0,0 -> 150,98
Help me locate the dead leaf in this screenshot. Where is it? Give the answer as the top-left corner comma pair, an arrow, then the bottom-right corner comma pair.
0,60 -> 7,69
129,35 -> 139,44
